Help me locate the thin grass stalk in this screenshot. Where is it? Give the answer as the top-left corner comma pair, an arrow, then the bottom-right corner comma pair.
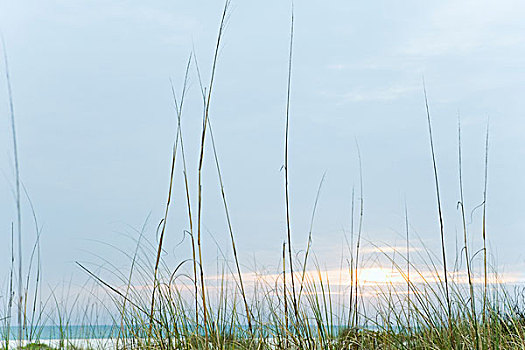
423,84 -> 454,345
6,223 -> 15,350
181,145 -> 198,331
22,189 -> 42,342
482,122 -> 490,347
177,91 -> 199,330
324,269 -> 334,339
192,57 -> 207,345
283,5 -> 299,321
196,3 -> 231,345
2,37 -> 23,349
348,187 -> 355,328
337,242 -> 345,326
354,141 -> 364,328
207,119 -> 253,333
405,202 -> 411,344
148,84 -> 182,337
283,242 -> 288,349
458,115 -> 479,349
116,215 -> 149,349
297,173 -> 325,305
189,52 -> 213,339
169,56 -> 198,329
76,262 -> 153,322
317,268 -> 329,341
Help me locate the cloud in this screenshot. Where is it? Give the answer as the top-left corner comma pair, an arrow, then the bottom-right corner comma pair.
322,84 -> 418,103
400,0 -> 525,58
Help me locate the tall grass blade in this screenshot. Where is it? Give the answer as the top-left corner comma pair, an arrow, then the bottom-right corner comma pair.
458,114 -> 479,349
196,2 -> 231,345
482,121 -> 490,347
354,141 -> 364,328
423,82 -> 453,344
283,4 -> 299,322
2,36 -> 23,349
207,119 -> 253,333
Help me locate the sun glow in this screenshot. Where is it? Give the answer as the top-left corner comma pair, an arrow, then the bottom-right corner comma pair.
357,267 -> 405,285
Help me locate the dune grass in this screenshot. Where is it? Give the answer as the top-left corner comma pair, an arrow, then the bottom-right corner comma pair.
2,1 -> 524,349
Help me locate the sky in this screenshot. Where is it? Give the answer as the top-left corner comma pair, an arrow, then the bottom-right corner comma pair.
1,0 -> 525,291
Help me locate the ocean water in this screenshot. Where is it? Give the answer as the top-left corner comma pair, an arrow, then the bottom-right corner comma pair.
1,325 -> 118,340
1,324 -> 379,342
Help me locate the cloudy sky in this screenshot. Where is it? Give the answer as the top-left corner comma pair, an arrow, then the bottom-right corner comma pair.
1,0 -> 525,288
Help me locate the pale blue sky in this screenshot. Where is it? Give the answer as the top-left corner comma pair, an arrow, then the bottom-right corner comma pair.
1,1 -> 525,286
